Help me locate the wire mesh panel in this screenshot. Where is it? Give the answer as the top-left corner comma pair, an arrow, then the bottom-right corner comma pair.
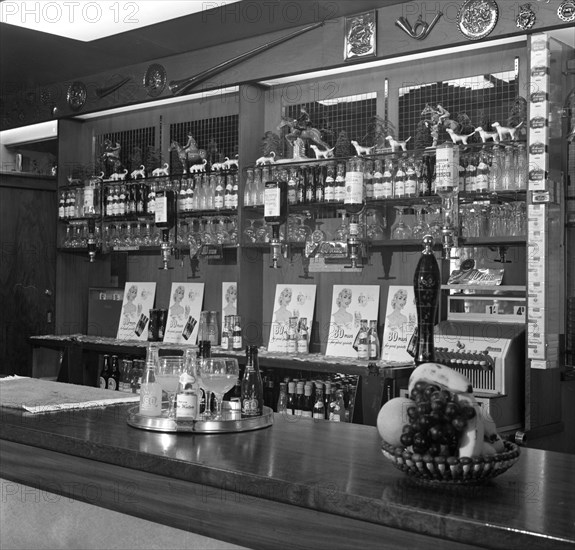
95,127 -> 156,178
398,69 -> 521,148
281,92 -> 377,158
170,115 -> 239,174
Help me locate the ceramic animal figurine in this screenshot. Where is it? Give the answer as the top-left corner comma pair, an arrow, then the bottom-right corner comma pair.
109,169 -> 128,181
385,135 -> 412,152
152,163 -> 170,177
351,140 -> 374,156
446,128 -> 475,145
492,121 -> 523,141
130,165 -> 146,179
309,145 -> 335,159
255,152 -> 276,166
474,127 -> 499,143
211,162 -> 224,171
189,159 -> 207,173
222,156 -> 239,170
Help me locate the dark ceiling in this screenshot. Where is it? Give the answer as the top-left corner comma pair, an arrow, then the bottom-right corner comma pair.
0,0 -> 398,91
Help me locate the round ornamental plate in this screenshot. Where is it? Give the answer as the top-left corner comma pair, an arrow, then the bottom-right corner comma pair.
457,0 -> 499,41
66,81 -> 87,111
558,1 -> 575,22
143,63 -> 167,97
516,4 -> 536,31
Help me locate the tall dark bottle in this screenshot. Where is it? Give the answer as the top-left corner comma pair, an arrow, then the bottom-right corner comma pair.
240,346 -> 264,417
413,235 -> 441,365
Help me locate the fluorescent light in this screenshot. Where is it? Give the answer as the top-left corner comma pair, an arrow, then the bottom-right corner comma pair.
0,1 -> 242,42
74,86 -> 239,119
0,120 -> 58,145
259,36 -> 527,86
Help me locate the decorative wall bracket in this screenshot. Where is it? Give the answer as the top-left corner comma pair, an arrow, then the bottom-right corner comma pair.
395,12 -> 443,40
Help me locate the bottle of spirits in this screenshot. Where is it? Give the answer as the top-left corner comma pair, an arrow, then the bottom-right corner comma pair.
277,382 -> 288,414
334,162 -> 346,203
231,173 -> 239,210
304,166 -> 315,204
100,354 -> 111,389
413,235 -> 440,365
372,159 -> 384,199
232,316 -> 243,351
323,382 -> 332,419
241,345 -> 264,417
287,167 -> 298,206
368,320 -> 380,360
58,191 -> 66,219
314,165 -> 325,203
329,389 -> 346,422
394,159 -> 406,199
381,159 -> 394,199
147,182 -> 156,214
108,355 -> 120,390
139,345 -> 162,417
264,377 -> 276,411
286,381 -> 296,415
405,158 -> 417,198
301,383 -> 313,418
312,383 -> 325,420
221,316 -> 230,351
297,317 -> 309,354
344,156 -> 365,215
355,320 -> 369,360
177,348 -> 199,419
294,381 -> 305,416
287,317 -> 298,354
475,149 -> 490,193
324,162 -> 335,202
214,174 -> 224,210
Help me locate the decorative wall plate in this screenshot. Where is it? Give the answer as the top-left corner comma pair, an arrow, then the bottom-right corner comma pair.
558,0 -> 575,22
457,0 -> 499,40
516,4 -> 536,30
66,81 -> 87,111
143,63 -> 167,97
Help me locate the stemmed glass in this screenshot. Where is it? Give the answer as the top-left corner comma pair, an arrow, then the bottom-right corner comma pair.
243,218 -> 257,243
334,209 -> 350,241
156,356 -> 185,418
365,208 -> 385,241
411,205 -> 429,241
196,357 -> 239,420
391,206 -> 413,240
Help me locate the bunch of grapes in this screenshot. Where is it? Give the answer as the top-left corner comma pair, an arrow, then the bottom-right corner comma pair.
401,381 -> 476,457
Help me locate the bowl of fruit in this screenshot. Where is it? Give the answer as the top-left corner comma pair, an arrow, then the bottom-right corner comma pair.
377,363 -> 520,485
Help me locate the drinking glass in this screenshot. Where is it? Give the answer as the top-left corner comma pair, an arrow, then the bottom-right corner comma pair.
411,205 -> 429,241
391,207 -> 413,240
196,357 -> 239,420
243,218 -> 257,243
334,209 -> 350,241
156,356 -> 185,418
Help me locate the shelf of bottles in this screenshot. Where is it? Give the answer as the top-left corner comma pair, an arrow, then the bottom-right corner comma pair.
242,141 -> 528,250
58,170 -> 241,253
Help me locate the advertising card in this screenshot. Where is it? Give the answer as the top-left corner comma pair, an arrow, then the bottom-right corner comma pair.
381,285 -> 417,363
116,282 -> 156,341
163,283 -> 205,344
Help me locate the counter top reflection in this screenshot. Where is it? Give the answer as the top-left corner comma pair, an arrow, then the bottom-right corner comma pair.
1,403 -> 573,550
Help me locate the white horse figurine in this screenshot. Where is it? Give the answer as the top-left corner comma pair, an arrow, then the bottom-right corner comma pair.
492,121 -> 523,141
309,145 -> 335,159
474,127 -> 499,143
255,152 -> 276,166
130,165 -> 146,179
152,163 -> 170,176
351,140 -> 374,156
446,128 -> 475,145
189,159 -> 207,173
385,136 -> 411,152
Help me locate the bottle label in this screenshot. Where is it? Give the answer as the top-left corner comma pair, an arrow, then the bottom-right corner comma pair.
264,186 -> 281,218
382,177 -> 393,198
107,377 -> 117,390
242,398 -> 261,416
232,335 -> 242,349
99,377 -> 106,389
221,335 -> 229,350
297,339 -> 308,354
344,171 -> 363,204
301,411 -> 312,418
176,392 -> 198,419
394,178 -> 405,198
313,412 -> 324,420
287,339 -> 297,354
139,384 -> 162,416
155,195 -> 168,225
357,343 -> 368,359
329,413 -> 341,422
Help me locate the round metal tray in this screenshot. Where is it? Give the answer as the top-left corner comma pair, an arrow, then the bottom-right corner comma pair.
126,403 -> 274,433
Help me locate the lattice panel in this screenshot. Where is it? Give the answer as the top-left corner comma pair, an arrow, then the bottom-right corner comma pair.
95,127 -> 156,178
170,115 -> 239,174
399,70 -> 521,148
281,93 -> 377,157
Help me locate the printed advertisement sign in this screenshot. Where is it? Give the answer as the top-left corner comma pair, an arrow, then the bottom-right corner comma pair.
163,283 -> 205,344
268,284 -> 316,353
325,285 -> 379,358
116,282 -> 156,341
381,285 -> 417,363
221,282 -> 238,332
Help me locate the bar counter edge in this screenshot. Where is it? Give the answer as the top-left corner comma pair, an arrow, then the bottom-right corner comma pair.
1,404 -> 573,550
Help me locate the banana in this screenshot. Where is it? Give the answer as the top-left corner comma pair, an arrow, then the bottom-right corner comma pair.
457,399 -> 485,458
408,362 -> 473,396
456,393 -> 504,454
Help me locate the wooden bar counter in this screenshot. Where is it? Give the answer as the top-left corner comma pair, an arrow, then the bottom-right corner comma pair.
1,401 -> 573,550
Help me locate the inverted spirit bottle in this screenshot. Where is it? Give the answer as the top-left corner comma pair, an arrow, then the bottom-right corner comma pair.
413,235 -> 440,365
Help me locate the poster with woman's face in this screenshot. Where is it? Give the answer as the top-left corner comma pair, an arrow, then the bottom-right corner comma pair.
268,284 -> 316,352
221,282 -> 237,332
325,285 -> 379,358
381,285 -> 417,362
163,283 -> 205,344
117,282 -> 156,341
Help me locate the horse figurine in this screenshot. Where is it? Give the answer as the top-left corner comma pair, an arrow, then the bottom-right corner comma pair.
278,115 -> 331,151
169,134 -> 207,169
101,139 -> 122,173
